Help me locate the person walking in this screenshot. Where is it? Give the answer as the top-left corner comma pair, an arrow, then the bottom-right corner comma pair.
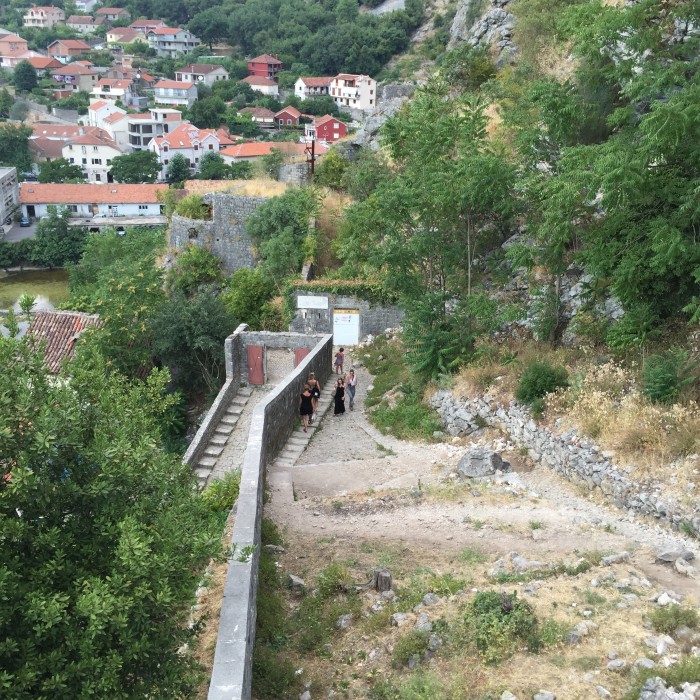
334,348 -> 344,375
345,368 -> 357,411
333,378 -> 345,415
299,382 -> 314,432
308,372 -> 321,423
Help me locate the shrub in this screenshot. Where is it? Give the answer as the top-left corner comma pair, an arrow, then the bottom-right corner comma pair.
392,631 -> 430,668
642,348 -> 698,405
174,194 -> 211,219
167,243 -> 223,295
200,471 -> 241,512
516,360 -> 568,407
648,606 -> 699,635
621,657 -> 700,700
462,591 -> 541,664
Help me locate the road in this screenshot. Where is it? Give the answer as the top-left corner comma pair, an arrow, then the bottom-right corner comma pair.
2,221 -> 37,242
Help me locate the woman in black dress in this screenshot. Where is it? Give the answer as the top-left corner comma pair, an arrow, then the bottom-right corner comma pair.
333,378 -> 345,415
308,372 -> 321,423
299,383 -> 314,432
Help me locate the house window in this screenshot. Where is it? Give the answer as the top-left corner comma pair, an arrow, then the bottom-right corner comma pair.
93,146 -> 98,151
95,174 -> 101,181
287,119 -> 292,125
69,157 -> 74,164
139,204 -> 148,210
333,123 -> 339,129
106,159 -> 111,165
208,144 -> 213,150
370,99 -> 373,104
193,144 -> 198,150
68,205 -> 78,212
370,90 -> 373,95
163,145 -> 168,152
91,158 -> 101,164
82,158 -> 87,164
164,159 -> 169,164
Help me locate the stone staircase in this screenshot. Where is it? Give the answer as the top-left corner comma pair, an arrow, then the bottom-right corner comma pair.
268,382 -> 335,502
194,385 -> 254,489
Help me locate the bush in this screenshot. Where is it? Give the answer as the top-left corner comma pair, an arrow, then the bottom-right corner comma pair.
642,348 -> 698,405
462,591 -> 542,664
174,194 -> 211,219
392,631 -> 430,668
167,243 -> 223,296
648,605 -> 699,635
621,657 -> 700,700
221,268 -> 275,329
516,360 -> 569,408
200,471 -> 241,512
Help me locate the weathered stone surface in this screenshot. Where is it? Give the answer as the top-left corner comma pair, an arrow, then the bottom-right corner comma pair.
656,548 -> 695,563
336,614 -> 353,630
533,692 -> 556,700
414,613 -> 433,633
390,612 -> 410,627
289,574 -> 306,592
457,448 -> 504,478
607,659 -> 628,672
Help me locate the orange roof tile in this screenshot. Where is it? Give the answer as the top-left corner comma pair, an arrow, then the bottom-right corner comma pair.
299,76 -> 332,87
20,183 -> 167,205
49,39 -> 91,50
219,141 -> 326,159
29,137 -> 65,160
30,124 -> 101,139
51,63 -> 96,76
88,100 -> 108,110
249,53 -> 282,64
149,27 -> 181,35
242,75 -> 277,87
25,56 -> 61,69
155,79 -> 194,89
104,112 -> 127,124
28,311 -> 103,373
314,114 -> 345,127
275,105 -> 301,118
238,106 -> 275,119
153,123 -> 218,149
96,7 -> 128,14
95,78 -> 133,89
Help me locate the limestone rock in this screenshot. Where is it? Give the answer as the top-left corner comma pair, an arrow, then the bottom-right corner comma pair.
655,548 -> 694,563
533,692 -> 556,700
288,574 -> 306,592
390,612 -> 410,627
336,614 -> 353,630
457,448 -> 505,478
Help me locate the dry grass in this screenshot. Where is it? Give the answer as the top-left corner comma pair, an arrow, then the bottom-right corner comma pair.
183,178 -> 288,198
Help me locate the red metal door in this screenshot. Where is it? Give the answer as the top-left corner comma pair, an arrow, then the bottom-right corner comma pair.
247,345 -> 264,385
294,348 -> 310,367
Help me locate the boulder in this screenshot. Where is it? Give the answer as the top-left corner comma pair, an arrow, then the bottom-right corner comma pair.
288,574 -> 306,593
655,548 -> 695,563
335,614 -> 353,630
457,448 -> 505,478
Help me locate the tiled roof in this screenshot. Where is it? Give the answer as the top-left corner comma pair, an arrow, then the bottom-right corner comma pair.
0,33 -> 27,43
28,311 -> 103,373
220,141 -> 327,159
68,132 -> 121,150
249,53 -> 282,64
336,73 -> 370,81
299,76 -> 332,87
67,15 -> 102,23
275,105 -> 301,118
95,78 -> 133,89
108,27 -> 141,41
216,128 -> 238,146
149,27 -> 181,35
49,39 -> 91,50
29,137 -> 65,160
88,100 -> 108,110
96,7 -> 127,13
153,123 -> 218,149
178,63 -> 226,74
241,75 -> 277,87
20,183 -> 167,204
129,19 -> 164,27
238,106 -> 275,119
155,79 -> 194,89
30,124 -> 101,139
104,112 -> 127,124
29,6 -> 63,12
314,114 -> 345,127
52,63 -> 96,76
25,56 -> 61,69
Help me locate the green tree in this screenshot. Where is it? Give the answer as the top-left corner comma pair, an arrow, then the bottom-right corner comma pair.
0,336 -> 221,698
31,207 -> 87,268
0,88 -> 12,118
13,60 -> 38,92
109,150 -> 161,184
151,291 -> 236,394
261,148 -> 284,180
198,151 -> 230,180
38,158 -> 85,184
166,153 -> 190,184
313,148 -> 348,190
167,243 -> 223,296
221,268 -> 275,330
189,95 -> 226,128
0,123 -> 32,174
229,161 -> 253,179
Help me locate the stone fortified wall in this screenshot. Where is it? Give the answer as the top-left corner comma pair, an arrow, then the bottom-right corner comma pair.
207,332 -> 334,700
168,193 -> 265,274
289,291 -> 404,338
430,390 -> 700,537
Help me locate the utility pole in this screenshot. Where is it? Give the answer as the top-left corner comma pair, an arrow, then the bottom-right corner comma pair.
305,138 -> 315,179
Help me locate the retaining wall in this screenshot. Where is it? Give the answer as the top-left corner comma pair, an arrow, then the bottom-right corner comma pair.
208,332 -> 333,700
289,291 -> 404,338
430,390 -> 700,537
183,324 -> 247,468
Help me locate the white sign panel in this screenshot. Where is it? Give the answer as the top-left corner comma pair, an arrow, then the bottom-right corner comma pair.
297,295 -> 328,309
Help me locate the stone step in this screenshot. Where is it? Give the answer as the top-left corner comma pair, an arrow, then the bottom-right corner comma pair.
274,458 -> 296,469
194,466 -> 210,480
215,425 -> 233,436
226,406 -> 244,417
205,445 -> 224,457
232,396 -> 248,407
220,415 -> 238,426
198,456 -> 217,468
239,385 -> 253,395
210,434 -> 228,446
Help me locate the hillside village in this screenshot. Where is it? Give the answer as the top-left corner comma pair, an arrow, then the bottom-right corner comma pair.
2,1 -> 700,700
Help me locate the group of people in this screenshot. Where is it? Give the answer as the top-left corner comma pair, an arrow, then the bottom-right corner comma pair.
298,348 -> 358,432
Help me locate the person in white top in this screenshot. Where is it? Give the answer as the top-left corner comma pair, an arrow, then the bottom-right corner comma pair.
345,368 -> 357,411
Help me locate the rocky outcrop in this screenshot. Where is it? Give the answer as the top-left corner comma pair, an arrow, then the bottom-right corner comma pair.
637,678 -> 700,700
448,0 -> 517,64
351,84 -> 415,150
429,390 -> 700,538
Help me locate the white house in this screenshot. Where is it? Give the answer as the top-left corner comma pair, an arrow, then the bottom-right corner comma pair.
241,75 -> 279,97
126,108 -> 184,150
147,27 -> 201,57
20,182 -> 167,219
62,131 -> 123,183
153,79 -> 197,108
175,63 -> 229,88
294,76 -> 332,101
149,123 -> 220,179
91,78 -> 135,105
75,0 -> 98,11
66,15 -> 104,33
23,6 -> 65,28
87,100 -> 126,129
330,73 -> 376,111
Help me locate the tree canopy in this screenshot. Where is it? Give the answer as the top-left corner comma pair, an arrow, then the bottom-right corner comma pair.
109,150 -> 161,184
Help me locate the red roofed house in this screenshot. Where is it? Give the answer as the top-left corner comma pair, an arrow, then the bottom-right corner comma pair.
95,7 -> 130,21
129,19 -> 166,33
153,79 -> 197,107
0,34 -> 33,69
275,105 -> 301,127
51,63 -> 99,93
66,15 -> 104,33
28,311 -> 103,373
219,140 -> 327,164
149,122 -> 221,179
91,78 -> 135,105
237,106 -> 275,127
294,76 -> 332,101
29,136 -> 66,163
47,39 -> 92,63
87,100 -> 126,129
305,114 -> 347,143
106,27 -> 142,45
175,63 -> 229,88
62,131 -> 123,183
25,55 -> 62,75
23,5 -> 65,28
147,27 -> 201,57
241,75 -> 278,97
20,182 -> 167,219
247,53 -> 282,80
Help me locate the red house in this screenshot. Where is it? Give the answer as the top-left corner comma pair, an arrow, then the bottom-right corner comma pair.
274,105 -> 301,127
247,53 -> 282,80
306,114 -> 347,142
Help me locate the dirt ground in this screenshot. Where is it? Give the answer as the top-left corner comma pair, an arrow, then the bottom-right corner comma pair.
264,355 -> 700,699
